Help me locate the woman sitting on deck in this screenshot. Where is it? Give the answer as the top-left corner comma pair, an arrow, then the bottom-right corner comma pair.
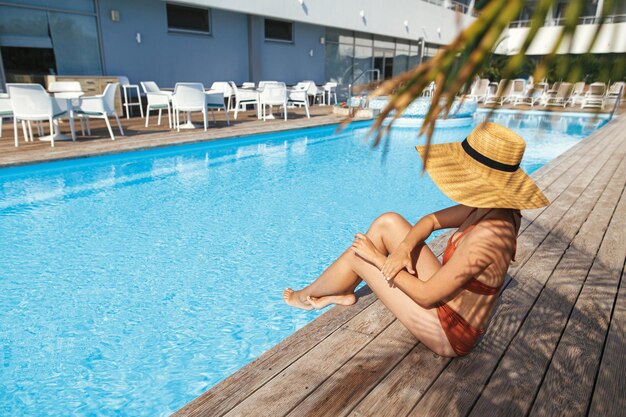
283,123 -> 549,357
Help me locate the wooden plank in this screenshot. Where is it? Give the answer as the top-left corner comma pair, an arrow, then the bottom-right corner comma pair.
172,287 -> 377,417
467,150 -> 626,417
349,343 -> 449,417
587,267 -> 626,417
402,126 -> 626,417
346,121 -> 623,417
221,300 -> 396,417
528,167 -> 626,417
285,320 -> 419,417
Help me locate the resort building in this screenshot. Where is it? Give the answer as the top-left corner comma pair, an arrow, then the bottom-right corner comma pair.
0,0 -> 474,95
497,0 -> 626,55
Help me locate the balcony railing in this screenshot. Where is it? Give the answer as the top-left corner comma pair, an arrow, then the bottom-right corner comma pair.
421,0 -> 479,16
509,14 -> 626,28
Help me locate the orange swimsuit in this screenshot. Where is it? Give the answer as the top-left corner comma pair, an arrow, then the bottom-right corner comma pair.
437,208 -> 518,356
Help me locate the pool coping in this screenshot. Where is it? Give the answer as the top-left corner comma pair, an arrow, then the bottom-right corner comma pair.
0,111 -> 360,170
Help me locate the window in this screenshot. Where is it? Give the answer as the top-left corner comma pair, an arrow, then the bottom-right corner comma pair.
167,3 -> 210,34
264,19 -> 293,42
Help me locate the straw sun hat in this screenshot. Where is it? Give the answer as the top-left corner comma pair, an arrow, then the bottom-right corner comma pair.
415,122 -> 549,210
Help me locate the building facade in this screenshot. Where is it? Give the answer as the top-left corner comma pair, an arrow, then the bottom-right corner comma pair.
0,0 -> 473,93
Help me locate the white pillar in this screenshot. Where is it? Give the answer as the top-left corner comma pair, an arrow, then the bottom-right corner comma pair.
595,0 -> 605,18
467,0 -> 476,15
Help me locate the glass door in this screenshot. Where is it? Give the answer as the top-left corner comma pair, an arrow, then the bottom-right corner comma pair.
373,48 -> 394,80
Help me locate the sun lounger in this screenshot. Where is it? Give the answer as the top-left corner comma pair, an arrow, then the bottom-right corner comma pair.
566,82 -> 586,107
581,82 -> 606,110
484,79 -> 509,105
464,79 -> 490,102
543,82 -> 574,107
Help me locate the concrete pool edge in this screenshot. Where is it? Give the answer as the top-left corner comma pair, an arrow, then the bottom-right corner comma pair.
0,117 -> 373,171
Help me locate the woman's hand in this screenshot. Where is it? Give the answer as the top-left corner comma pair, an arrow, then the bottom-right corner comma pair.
382,241 -> 416,281
352,233 -> 385,268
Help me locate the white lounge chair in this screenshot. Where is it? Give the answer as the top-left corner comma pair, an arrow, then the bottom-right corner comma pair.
230,82 -> 259,119
605,81 -> 625,107
465,79 -> 490,102
288,82 -> 311,118
209,82 -> 235,111
259,82 -> 288,121
484,79 -> 509,105
141,81 -> 172,129
515,83 -> 548,107
506,79 -> 526,105
7,83 -> 76,147
543,82 -> 574,107
172,83 -> 208,131
581,82 -> 606,110
566,82 -> 586,107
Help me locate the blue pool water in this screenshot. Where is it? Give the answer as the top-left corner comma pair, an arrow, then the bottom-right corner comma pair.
0,112 -> 608,416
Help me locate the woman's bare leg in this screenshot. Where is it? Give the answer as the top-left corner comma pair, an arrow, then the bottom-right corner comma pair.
284,212 -> 454,355
283,212 -> 440,309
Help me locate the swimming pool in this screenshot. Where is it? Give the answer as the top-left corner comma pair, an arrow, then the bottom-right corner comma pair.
0,111 -> 609,416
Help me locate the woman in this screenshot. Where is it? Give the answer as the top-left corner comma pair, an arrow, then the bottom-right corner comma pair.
283,123 -> 549,357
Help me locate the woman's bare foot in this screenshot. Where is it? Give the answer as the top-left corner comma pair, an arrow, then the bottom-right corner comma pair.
306,293 -> 356,309
283,288 -> 314,310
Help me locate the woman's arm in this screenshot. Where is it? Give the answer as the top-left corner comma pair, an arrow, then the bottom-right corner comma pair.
381,205 -> 476,279
385,224 -> 498,308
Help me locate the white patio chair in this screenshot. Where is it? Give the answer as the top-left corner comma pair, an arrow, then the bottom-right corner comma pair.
119,76 -> 144,119
141,81 -> 171,129
241,82 -> 256,89
0,93 -> 15,145
230,82 -> 259,120
259,81 -> 278,89
259,82 -> 288,121
206,91 -> 231,126
581,82 -> 606,110
171,83 -> 208,132
543,82 -> 574,107
140,81 -> 173,100
75,83 -> 124,140
322,82 -> 338,105
7,83 -> 76,147
484,79 -> 509,105
566,82 -> 586,107
209,82 -> 235,111
288,82 -> 311,118
297,80 -> 322,105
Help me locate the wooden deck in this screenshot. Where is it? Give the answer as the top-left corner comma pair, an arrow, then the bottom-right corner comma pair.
0,106 -> 342,168
173,113 -> 626,417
